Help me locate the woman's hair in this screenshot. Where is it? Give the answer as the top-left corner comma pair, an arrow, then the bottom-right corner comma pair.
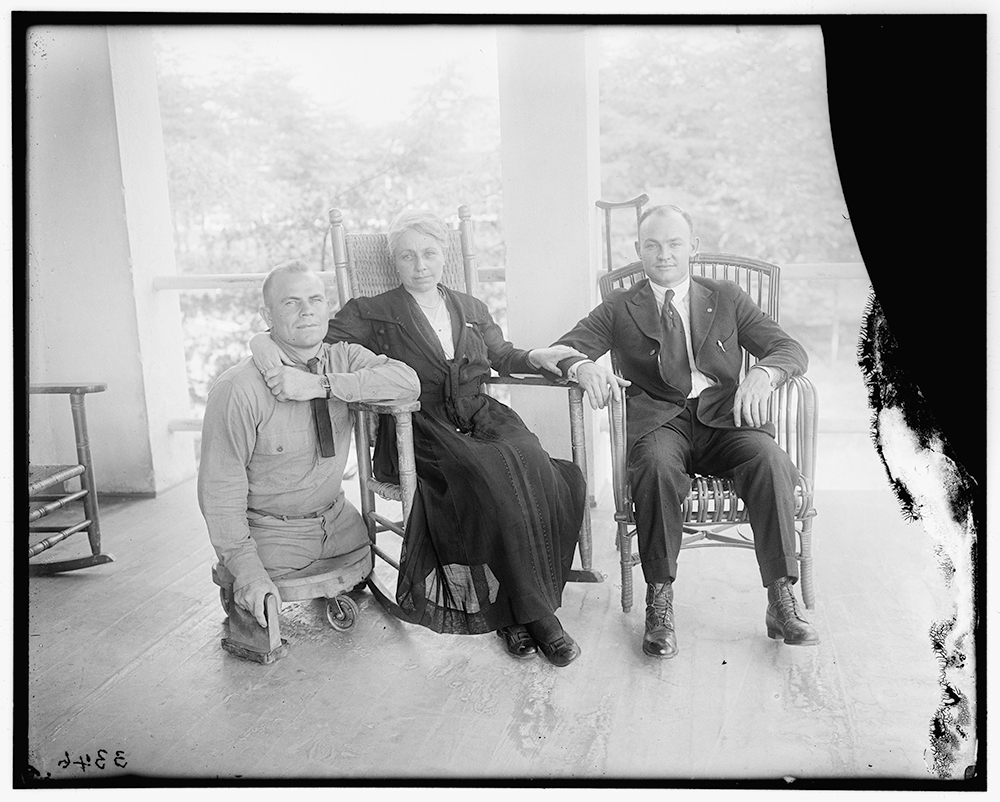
386,210 -> 450,258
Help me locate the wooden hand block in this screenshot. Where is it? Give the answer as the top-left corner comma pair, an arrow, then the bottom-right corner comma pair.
222,593 -> 287,664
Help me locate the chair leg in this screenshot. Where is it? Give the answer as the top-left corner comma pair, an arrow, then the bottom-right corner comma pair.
619,525 -> 634,613
352,414 -> 378,543
799,517 -> 816,609
70,391 -> 104,558
567,387 -> 598,577
393,410 -> 418,529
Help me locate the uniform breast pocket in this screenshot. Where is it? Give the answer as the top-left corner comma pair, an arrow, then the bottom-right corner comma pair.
256,425 -> 313,456
251,425 -> 316,488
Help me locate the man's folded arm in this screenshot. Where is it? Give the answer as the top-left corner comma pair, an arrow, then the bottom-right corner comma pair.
327,342 -> 421,404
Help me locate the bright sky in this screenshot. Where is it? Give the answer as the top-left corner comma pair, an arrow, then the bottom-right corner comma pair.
153,25 -> 501,126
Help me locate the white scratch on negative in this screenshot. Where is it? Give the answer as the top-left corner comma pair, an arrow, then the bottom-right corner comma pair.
877,405 -> 977,777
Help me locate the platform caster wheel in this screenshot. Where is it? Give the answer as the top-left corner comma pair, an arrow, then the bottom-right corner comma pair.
326,595 -> 359,631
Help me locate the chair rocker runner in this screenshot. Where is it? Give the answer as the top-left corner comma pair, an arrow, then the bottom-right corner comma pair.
596,195 -> 819,614
328,204 -> 604,623
29,383 -> 115,575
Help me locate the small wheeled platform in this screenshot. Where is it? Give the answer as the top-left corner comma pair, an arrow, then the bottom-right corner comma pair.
212,544 -> 373,663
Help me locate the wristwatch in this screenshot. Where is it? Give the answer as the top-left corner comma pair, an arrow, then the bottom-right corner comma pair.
319,375 -> 332,398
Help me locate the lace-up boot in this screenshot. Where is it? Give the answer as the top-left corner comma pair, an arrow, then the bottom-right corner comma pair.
642,581 -> 678,658
766,577 -> 820,645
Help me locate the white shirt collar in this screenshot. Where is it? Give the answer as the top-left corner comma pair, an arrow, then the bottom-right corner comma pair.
650,274 -> 691,308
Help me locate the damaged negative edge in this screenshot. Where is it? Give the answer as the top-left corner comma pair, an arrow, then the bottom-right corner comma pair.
857,292 -> 978,780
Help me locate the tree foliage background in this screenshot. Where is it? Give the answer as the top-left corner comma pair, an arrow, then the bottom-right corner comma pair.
153,26 -> 862,411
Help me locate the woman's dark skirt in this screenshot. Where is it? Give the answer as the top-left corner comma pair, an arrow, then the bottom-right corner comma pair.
377,393 -> 585,635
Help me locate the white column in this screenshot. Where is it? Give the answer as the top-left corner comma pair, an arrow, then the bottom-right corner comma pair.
27,27 -> 194,494
497,26 -> 605,490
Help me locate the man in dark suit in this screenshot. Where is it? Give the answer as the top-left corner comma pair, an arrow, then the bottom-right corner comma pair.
553,204 -> 819,658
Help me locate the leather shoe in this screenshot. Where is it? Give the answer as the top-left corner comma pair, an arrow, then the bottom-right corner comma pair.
535,632 -> 581,667
643,581 -> 678,658
496,625 -> 538,659
766,577 -> 820,645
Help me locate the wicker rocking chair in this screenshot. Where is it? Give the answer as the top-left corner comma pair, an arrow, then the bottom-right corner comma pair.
596,195 -> 819,613
328,204 -> 603,620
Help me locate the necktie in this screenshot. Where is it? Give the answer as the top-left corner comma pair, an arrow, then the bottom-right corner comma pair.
659,289 -> 692,398
307,357 -> 336,458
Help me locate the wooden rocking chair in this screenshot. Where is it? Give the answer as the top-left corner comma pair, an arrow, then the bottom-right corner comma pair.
328,204 -> 603,620
596,195 -> 819,613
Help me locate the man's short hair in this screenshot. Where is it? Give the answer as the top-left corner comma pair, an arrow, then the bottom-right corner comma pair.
637,205 -> 695,239
386,210 -> 450,258
262,259 -> 314,307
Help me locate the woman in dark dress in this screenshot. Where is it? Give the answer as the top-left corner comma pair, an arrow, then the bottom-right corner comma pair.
253,211 -> 588,667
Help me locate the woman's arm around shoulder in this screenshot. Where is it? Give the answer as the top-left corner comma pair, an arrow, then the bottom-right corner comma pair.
326,297 -> 376,349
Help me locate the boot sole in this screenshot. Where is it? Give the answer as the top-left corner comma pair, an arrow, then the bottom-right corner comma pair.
642,643 -> 679,658
766,627 -> 820,646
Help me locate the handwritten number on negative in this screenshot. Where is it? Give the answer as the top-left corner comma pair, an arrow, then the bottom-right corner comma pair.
56,749 -> 127,771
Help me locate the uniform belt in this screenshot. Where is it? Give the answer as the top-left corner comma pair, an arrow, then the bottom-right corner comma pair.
247,499 -> 337,522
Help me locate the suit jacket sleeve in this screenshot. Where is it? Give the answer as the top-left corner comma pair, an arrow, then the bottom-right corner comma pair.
731,285 -> 808,378
551,296 -> 618,375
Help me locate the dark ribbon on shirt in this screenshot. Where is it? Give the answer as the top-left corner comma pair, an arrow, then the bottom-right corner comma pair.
307,356 -> 336,458
440,358 -> 482,432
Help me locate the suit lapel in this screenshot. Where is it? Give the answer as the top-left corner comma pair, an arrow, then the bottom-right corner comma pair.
688,277 -> 717,359
625,280 -> 663,344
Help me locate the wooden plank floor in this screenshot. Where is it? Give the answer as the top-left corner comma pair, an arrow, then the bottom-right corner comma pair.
25,467 -> 955,783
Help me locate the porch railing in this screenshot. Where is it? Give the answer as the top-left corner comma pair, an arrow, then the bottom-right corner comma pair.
157,262 -> 869,433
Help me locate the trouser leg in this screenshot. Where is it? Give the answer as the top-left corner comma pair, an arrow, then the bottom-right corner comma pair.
249,514 -> 326,579
695,426 -> 800,586
627,412 -> 694,584
319,492 -> 370,560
